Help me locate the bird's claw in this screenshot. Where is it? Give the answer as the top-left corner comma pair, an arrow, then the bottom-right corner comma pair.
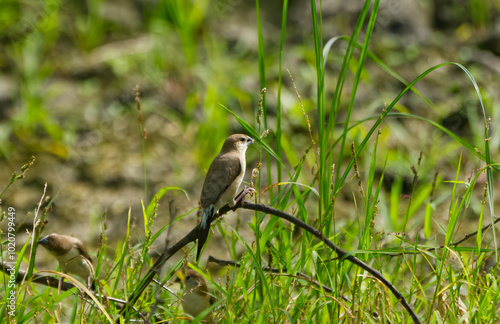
234,186 -> 256,205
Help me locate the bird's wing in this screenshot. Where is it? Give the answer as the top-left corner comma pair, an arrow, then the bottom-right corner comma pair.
200,153 -> 241,208
75,242 -> 93,264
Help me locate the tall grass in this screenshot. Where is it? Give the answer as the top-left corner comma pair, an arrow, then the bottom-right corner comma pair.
218,0 -> 497,322
1,0 -> 499,323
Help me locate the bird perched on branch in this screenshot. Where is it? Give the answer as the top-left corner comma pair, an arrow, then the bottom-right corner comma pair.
175,269 -> 215,323
38,233 -> 93,288
197,134 -> 254,260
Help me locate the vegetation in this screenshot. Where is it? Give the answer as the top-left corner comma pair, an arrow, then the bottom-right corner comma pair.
1,0 -> 500,323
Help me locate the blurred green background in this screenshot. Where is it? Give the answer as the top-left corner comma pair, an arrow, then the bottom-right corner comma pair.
1,0 -> 499,258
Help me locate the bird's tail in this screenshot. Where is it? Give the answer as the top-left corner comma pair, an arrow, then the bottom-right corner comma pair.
197,205 -> 215,261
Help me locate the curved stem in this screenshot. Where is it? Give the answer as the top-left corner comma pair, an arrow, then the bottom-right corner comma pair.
121,199 -> 421,323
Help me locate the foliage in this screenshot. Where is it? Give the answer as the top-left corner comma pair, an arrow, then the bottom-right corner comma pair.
1,0 -> 500,323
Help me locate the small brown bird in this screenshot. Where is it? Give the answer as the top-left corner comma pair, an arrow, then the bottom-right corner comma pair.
38,233 -> 93,288
197,134 -> 254,260
175,269 -> 214,323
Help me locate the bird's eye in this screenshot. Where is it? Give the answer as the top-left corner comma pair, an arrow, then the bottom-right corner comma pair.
186,275 -> 191,280
240,137 -> 246,142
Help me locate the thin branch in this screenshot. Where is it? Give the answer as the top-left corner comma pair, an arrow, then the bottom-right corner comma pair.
119,195 -> 256,316
208,255 -> 284,273
1,261 -> 74,291
242,203 -> 421,324
448,215 -> 500,248
120,198 -> 421,323
391,215 -> 500,257
0,261 -> 148,318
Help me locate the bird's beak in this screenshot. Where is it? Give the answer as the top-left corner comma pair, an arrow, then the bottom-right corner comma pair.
38,238 -> 48,246
175,270 -> 186,283
247,137 -> 254,146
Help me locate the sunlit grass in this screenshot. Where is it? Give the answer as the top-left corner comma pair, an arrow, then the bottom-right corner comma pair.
1,0 -> 499,323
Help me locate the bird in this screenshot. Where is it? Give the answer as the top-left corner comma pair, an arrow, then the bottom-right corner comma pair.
175,269 -> 215,323
197,134 -> 254,260
38,233 -> 93,288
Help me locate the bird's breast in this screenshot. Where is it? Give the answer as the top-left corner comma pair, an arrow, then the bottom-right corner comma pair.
55,249 -> 92,280
181,290 -> 212,318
